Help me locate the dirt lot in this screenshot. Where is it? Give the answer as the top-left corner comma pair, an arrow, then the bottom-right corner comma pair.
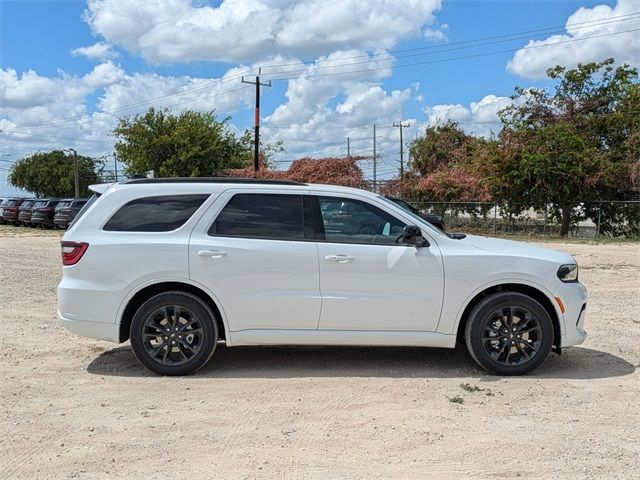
0,226 -> 638,479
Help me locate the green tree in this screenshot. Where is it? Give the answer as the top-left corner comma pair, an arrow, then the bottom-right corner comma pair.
113,108 -> 252,177
496,59 -> 639,236
8,150 -> 100,197
405,121 -> 494,215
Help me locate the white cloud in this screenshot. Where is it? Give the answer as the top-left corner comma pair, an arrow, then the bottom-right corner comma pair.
83,0 -> 442,63
507,0 -> 640,79
71,42 -> 118,61
424,94 -> 513,138
0,63 -> 252,162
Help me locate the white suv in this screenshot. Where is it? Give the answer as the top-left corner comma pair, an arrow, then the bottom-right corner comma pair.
58,178 -> 587,376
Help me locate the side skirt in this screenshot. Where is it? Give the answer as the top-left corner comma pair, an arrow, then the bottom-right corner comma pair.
228,329 -> 457,349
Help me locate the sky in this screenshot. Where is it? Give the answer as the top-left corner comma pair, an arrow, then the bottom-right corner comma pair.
1,0 -> 639,195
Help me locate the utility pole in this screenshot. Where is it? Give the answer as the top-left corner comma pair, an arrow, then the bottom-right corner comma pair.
65,148 -> 80,197
372,124 -> 377,192
393,121 -> 410,177
347,137 -> 350,157
242,68 -> 272,172
113,152 -> 118,182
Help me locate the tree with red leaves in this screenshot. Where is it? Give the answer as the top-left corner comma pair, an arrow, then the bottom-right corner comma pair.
226,156 -> 366,187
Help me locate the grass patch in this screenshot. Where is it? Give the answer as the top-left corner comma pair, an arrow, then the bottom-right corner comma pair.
448,395 -> 464,404
459,382 -> 485,393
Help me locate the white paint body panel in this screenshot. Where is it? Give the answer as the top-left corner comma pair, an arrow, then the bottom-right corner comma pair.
189,188 -> 321,331
58,181 -> 587,351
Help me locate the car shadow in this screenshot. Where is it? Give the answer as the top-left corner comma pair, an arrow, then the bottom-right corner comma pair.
86,343 -> 636,380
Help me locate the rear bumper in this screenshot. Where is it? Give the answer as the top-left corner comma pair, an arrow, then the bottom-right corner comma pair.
31,214 -> 53,224
58,311 -> 120,343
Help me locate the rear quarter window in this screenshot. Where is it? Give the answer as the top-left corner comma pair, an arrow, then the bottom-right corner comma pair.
103,194 -> 209,232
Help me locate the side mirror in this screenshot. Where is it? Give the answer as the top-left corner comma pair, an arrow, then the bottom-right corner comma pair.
402,225 -> 430,248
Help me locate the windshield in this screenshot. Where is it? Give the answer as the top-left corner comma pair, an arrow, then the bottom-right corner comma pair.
377,195 -> 448,237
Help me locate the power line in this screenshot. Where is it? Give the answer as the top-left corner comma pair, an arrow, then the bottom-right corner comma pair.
259,12 -> 640,72
3,85 -> 253,133
259,15 -> 640,78
8,73 -> 256,130
6,14 -> 638,133
265,27 -> 640,82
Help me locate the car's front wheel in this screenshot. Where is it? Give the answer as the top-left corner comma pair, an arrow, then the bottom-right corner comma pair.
130,291 -> 218,376
465,292 -> 554,375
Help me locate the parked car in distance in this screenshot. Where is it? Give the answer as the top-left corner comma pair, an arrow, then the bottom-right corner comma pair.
385,196 -> 446,231
30,198 -> 62,228
0,197 -> 11,224
18,199 -> 36,226
58,178 -> 587,377
54,198 -> 88,229
1,198 -> 26,225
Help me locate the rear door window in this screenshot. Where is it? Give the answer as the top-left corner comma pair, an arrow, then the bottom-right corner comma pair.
103,194 -> 209,232
209,193 -> 306,241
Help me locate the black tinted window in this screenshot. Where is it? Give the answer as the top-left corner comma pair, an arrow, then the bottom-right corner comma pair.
209,193 -> 305,240
104,195 -> 208,232
317,196 -> 406,245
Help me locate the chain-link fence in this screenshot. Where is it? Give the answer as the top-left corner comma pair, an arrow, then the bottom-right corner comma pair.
411,201 -> 640,238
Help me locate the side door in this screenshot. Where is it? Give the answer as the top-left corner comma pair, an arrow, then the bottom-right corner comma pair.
189,190 -> 321,332
313,194 -> 444,332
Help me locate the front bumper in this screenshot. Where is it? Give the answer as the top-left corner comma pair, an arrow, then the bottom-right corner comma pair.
562,303 -> 587,347
558,281 -> 588,348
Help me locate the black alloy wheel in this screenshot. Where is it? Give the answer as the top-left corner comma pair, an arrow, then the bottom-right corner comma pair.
130,291 -> 218,376
465,292 -> 554,375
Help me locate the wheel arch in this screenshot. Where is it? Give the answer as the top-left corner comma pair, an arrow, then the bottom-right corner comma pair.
118,281 -> 227,343
455,283 -> 562,351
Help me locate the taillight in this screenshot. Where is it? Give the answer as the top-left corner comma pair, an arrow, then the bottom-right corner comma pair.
61,241 -> 89,266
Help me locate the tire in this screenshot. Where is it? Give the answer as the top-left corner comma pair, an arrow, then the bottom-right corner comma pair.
130,291 -> 218,376
465,292 -> 553,375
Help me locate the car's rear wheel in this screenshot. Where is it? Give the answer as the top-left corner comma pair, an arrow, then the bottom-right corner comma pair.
465,292 -> 553,375
130,291 -> 218,376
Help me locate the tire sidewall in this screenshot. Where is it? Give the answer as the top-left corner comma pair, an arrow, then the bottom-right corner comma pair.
130,292 -> 218,376
466,292 -> 554,375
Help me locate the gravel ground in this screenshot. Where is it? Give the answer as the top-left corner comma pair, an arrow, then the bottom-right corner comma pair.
0,227 -> 638,479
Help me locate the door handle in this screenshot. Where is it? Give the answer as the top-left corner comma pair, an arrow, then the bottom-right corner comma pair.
198,250 -> 227,259
325,254 -> 353,263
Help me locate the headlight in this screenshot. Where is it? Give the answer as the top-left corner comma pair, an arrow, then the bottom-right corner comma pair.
557,264 -> 579,282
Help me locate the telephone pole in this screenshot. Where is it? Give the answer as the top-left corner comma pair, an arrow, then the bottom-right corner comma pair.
372,124 -> 377,192
242,68 -> 272,172
65,148 -> 80,197
347,137 -> 351,157
113,152 -> 118,182
393,121 -> 410,177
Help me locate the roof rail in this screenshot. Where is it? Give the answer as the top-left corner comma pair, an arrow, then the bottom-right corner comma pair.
122,177 -> 306,186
